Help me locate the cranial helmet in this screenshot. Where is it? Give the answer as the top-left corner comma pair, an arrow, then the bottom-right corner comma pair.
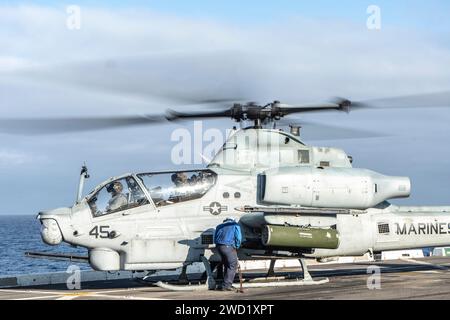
112,181 -> 123,193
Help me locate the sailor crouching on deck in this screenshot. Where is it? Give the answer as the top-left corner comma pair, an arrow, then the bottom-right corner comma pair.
214,218 -> 242,291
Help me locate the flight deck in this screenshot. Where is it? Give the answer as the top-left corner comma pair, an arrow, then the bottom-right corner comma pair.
1,256 -> 450,300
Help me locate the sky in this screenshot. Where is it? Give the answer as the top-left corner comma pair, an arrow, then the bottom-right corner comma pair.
1,1 -> 450,214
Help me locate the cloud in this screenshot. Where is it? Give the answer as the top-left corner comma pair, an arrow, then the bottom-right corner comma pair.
0,56 -> 33,72
0,149 -> 46,166
1,4 -> 450,105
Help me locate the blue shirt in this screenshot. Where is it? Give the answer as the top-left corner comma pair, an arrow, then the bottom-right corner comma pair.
214,220 -> 242,249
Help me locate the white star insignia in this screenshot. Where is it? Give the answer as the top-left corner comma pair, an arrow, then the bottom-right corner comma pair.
210,203 -> 221,214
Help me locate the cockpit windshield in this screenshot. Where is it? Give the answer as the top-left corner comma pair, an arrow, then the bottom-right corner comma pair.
137,170 -> 217,207
88,176 -> 149,217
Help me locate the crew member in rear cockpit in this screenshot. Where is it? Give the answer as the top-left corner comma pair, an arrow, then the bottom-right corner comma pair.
172,172 -> 189,187
106,181 -> 128,211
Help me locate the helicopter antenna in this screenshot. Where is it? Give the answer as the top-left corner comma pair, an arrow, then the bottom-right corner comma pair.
76,163 -> 90,204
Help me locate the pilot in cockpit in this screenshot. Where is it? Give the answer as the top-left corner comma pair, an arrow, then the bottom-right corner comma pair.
170,172 -> 194,202
106,181 -> 128,211
188,174 -> 199,185
172,172 -> 189,187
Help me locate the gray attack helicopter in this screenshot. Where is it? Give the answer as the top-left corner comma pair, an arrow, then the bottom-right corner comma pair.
11,92 -> 450,290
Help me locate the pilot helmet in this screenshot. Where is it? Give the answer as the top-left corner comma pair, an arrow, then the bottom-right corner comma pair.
112,181 -> 123,193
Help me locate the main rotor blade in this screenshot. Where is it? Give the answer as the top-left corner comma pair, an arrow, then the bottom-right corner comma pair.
0,115 -> 167,135
277,100 -> 350,115
279,91 -> 450,116
167,109 -> 232,120
351,91 -> 450,110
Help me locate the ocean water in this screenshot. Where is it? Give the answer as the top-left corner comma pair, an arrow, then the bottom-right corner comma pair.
0,215 -> 90,276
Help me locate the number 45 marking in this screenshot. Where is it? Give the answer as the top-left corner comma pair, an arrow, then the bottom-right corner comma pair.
89,226 -> 110,239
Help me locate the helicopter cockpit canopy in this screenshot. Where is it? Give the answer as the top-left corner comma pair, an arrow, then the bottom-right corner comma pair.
87,170 -> 217,216
137,170 -> 217,207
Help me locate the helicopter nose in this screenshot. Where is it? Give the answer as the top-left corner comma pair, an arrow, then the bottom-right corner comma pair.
38,207 -> 71,246
40,218 -> 63,245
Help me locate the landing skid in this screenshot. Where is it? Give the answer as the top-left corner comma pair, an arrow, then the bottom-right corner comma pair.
152,256 -> 216,291
154,278 -> 329,291
151,257 -> 329,292
155,280 -> 209,291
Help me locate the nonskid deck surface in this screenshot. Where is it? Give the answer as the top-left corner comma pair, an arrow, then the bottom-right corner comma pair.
1,257 -> 450,300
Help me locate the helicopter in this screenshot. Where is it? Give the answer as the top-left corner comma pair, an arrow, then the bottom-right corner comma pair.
11,92 -> 450,290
